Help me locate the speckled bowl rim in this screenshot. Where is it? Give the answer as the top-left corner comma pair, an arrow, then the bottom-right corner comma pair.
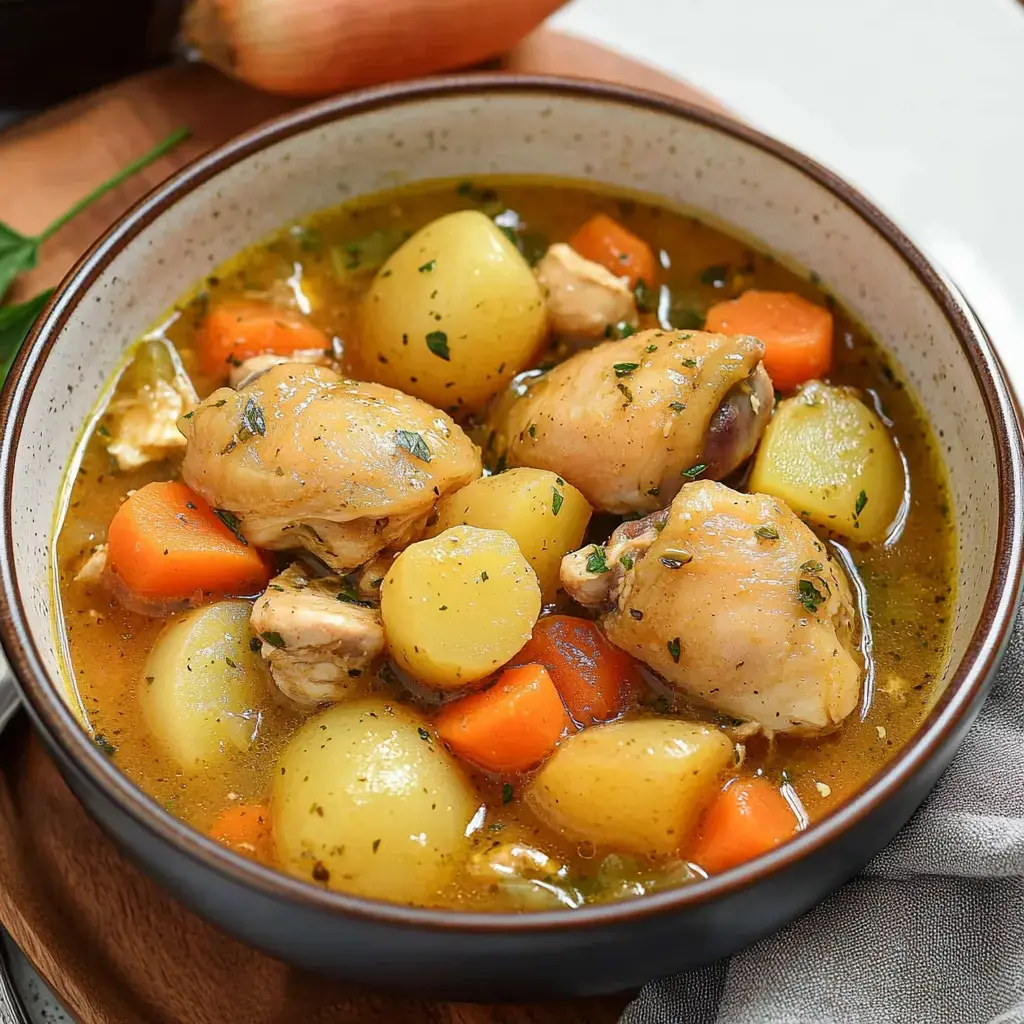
1,74 -> 1022,934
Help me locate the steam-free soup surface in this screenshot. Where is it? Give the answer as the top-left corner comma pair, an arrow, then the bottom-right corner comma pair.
55,178 -> 954,911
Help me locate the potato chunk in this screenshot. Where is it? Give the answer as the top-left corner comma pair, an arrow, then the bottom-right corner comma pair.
141,600 -> 268,769
430,469 -> 592,600
272,699 -> 477,903
381,525 -> 541,690
748,381 -> 904,542
356,211 -> 547,413
526,719 -> 734,857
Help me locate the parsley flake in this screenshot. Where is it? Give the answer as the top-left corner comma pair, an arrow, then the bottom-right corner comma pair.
797,579 -> 825,614
755,525 -> 780,541
667,637 -> 681,663
241,397 -> 266,437
668,401 -> 686,412
337,582 -> 374,607
551,488 -> 564,516
93,733 -> 118,756
213,508 -> 248,546
261,631 -> 286,649
425,330 -> 450,361
645,343 -> 658,353
418,260 -> 436,273
620,553 -> 634,570
614,362 -> 641,378
586,546 -> 610,574
800,560 -> 824,573
681,358 -> 698,368
502,782 -> 514,804
855,490 -> 868,518
616,381 -> 633,404
681,463 -> 707,480
395,429 -> 432,463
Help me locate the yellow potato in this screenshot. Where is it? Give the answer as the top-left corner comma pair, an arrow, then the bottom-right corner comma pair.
381,525 -> 541,689
356,211 -> 547,412
430,469 -> 592,600
272,699 -> 477,903
525,719 -> 734,857
748,381 -> 905,542
141,600 -> 268,769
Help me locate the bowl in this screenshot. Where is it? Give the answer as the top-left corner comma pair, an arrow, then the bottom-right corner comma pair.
1,75 -> 1021,1000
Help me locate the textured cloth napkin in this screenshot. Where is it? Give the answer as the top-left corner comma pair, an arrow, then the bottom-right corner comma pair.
623,609 -> 1024,1024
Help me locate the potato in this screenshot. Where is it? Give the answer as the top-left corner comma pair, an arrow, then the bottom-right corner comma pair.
429,469 -> 592,600
141,600 -> 268,769
748,381 -> 905,542
525,719 -> 734,857
272,699 -> 477,902
381,525 -> 541,690
356,211 -> 547,412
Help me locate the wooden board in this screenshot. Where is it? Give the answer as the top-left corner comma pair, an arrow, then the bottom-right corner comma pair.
0,31 -> 722,1023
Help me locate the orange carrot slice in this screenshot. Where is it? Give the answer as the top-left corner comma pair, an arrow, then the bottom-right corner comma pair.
568,214 -> 657,291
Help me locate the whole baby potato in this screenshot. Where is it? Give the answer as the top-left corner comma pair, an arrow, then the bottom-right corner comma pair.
381,525 -> 541,689
430,468 -> 592,600
356,211 -> 547,412
141,600 -> 268,769
272,699 -> 477,903
526,719 -> 734,857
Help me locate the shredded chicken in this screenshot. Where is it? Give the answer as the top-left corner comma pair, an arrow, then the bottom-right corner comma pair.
73,544 -> 108,584
180,363 -> 481,572
535,243 -> 637,344
249,563 -> 384,706
562,480 -> 862,736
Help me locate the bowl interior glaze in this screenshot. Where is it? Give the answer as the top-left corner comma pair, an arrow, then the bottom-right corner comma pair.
1,78 -> 1020,926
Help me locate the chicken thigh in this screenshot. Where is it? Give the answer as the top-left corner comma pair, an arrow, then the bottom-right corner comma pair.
180,363 -> 481,571
493,329 -> 772,514
561,480 -> 862,735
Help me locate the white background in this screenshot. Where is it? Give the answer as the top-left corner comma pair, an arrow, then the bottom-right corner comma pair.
553,0 -> 1024,387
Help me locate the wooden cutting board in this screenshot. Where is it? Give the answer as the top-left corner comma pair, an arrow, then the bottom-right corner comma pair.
0,32 -> 722,1023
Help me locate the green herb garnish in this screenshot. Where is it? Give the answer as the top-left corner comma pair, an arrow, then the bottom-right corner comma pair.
667,637 -> 681,663
681,463 -> 707,480
418,260 -> 436,273
425,330 -> 450,361
681,358 -> 698,368
261,631 -> 286,649
241,397 -> 266,437
855,490 -> 868,518
755,525 -> 780,540
616,382 -> 633,405
551,488 -> 564,516
337,583 -> 373,607
800,560 -> 824,573
395,429 -> 431,463
213,508 -> 248,546
668,401 -> 686,412
586,546 -> 610,574
797,579 -> 825,614
502,782 -> 514,805
645,343 -> 658,353
613,362 -> 640,377
620,554 -> 634,571
93,733 -> 118,757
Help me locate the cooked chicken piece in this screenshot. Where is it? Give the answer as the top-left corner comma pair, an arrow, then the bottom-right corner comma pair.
180,363 -> 481,572
535,243 -> 638,344
105,340 -> 198,471
354,552 -> 397,601
73,544 -> 108,584
562,481 -> 861,735
250,563 -> 384,705
494,329 -> 772,514
229,349 -> 331,390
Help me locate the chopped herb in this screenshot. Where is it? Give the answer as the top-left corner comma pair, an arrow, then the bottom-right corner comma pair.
586,546 -> 610,574
551,488 -> 564,516
93,733 -> 117,756
225,657 -> 237,669
213,399 -> 227,408
681,358 -> 698,368
668,401 -> 686,412
620,553 -> 634,571
418,259 -> 436,273
645,343 -> 658,353
425,330 -> 450,361
613,362 -> 641,377
634,278 -> 657,313
616,381 -> 633,404
667,637 -> 681,663
96,424 -> 110,438
699,264 -> 728,287
395,429 -> 432,463
800,560 -> 824,573
213,508 -> 248,546
681,463 -> 707,480
182,411 -> 194,420
261,630 -> 286,649
528,423 -> 537,438
337,582 -> 373,607
479,570 -> 490,582
502,782 -> 514,804
797,579 -> 825,614
417,727 -> 432,742
647,486 -> 660,496
755,525 -> 780,540
372,838 -> 381,853
855,490 -> 868,517
241,397 -> 266,437
249,636 -> 262,653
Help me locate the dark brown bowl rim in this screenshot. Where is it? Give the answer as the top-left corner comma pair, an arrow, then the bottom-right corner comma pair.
1,74 -> 1022,935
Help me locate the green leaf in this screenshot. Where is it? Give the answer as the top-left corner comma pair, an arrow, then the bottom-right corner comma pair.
0,290 -> 53,380
755,525 -> 780,541
667,637 -> 681,663
613,362 -> 640,378
212,508 -> 248,546
681,463 -> 708,480
261,631 -> 286,649
586,546 -> 610,574
551,488 -> 563,517
0,225 -> 38,303
425,330 -> 450,361
797,578 -> 825,614
395,429 -> 432,463
241,397 -> 266,437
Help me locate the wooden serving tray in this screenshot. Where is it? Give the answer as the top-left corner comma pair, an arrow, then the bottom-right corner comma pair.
0,32 -> 722,1022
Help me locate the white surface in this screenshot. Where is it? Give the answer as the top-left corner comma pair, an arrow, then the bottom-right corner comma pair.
552,0 -> 1024,388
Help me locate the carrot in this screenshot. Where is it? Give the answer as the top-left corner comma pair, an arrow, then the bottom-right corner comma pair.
107,480 -> 271,601
688,777 -> 798,874
704,290 -> 833,391
196,300 -> 329,379
568,213 -> 657,291
434,664 -> 570,774
507,616 -> 641,727
209,803 -> 273,860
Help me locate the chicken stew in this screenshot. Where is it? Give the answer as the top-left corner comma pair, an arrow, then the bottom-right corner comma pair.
55,179 -> 954,911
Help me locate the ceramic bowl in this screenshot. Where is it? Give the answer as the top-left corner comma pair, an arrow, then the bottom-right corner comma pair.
1,76 -> 1021,1000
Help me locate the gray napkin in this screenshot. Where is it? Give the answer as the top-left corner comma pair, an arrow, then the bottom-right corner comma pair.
623,609 -> 1024,1024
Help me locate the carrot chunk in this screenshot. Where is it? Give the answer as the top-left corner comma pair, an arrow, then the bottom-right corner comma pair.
704,290 -> 833,391
196,300 -> 329,379
434,664 -> 570,774
107,480 -> 271,601
209,803 -> 273,860
568,213 -> 657,290
508,615 -> 641,727
688,776 -> 799,874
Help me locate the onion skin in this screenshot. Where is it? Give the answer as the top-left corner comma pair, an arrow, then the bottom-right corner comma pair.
183,0 -> 569,97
